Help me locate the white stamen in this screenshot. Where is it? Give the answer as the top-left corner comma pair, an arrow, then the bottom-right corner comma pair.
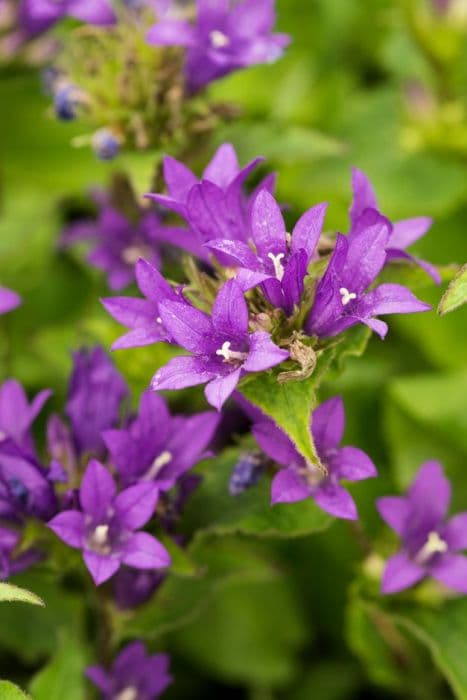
267,252 -> 285,281
209,29 -> 230,48
215,341 -> 247,363
115,687 -> 138,700
144,450 -> 173,480
415,531 -> 448,565
93,524 -> 109,546
339,287 -> 357,306
156,316 -> 162,324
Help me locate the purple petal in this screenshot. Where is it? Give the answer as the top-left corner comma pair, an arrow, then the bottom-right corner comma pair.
271,468 -> 311,504
83,551 -> 120,586
114,482 -> 159,530
349,168 -> 378,226
186,181 -> 234,242
358,316 -> 388,339
67,0 -> 116,25
205,239 -> 261,270
101,296 -> 156,328
313,482 -> 358,520
121,532 -> 171,569
443,513 -> 467,552
376,496 -> 410,536
161,155 -> 197,201
111,326 -> 167,351
281,249 -> 308,314
212,280 -> 249,337
235,268 -> 272,291
253,421 -> 299,466
164,411 -> 220,479
47,510 -> 85,548
359,284 -> 431,316
381,552 -> 425,594
135,258 -> 177,303
79,460 -> 116,521
291,202 -> 328,259
430,554 -> 467,593
151,356 -> 217,391
385,249 -> 441,285
146,19 -> 196,46
153,225 -> 207,260
29,389 -> 52,424
407,461 -> 451,533
332,446 -> 377,481
389,217 -> 432,249
204,368 -> 242,411
243,331 -> 289,372
311,396 -> 345,453
203,143 -> 239,188
85,667 -> 111,695
0,288 -> 21,315
251,190 -> 287,259
344,209 -> 392,292
158,300 -> 214,354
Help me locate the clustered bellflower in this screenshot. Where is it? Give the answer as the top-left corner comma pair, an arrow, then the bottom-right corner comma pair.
377,462 -> 467,594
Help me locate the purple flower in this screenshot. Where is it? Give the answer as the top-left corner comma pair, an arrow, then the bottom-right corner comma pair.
147,0 -> 290,92
253,396 -> 377,520
101,258 -> 182,350
66,347 -> 129,458
377,461 -> 467,595
206,189 -> 327,314
0,526 -> 42,580
62,199 -> 164,291
48,459 -> 171,585
87,642 -> 172,700
103,391 -> 219,489
151,279 -> 289,410
146,143 -> 274,260
112,567 -> 165,610
350,168 -> 440,283
0,287 -> 21,315
18,0 -> 116,36
0,379 -> 51,452
305,209 -> 431,339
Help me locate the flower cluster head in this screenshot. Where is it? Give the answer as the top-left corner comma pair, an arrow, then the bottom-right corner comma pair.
87,641 -> 172,700
377,461 -> 467,595
147,0 -> 290,92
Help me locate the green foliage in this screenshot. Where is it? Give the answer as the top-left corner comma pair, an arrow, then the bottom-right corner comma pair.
438,264 -> 467,315
0,583 -> 44,607
29,634 -> 89,700
0,681 -> 31,700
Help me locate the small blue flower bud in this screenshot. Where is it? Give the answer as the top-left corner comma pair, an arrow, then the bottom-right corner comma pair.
54,84 -> 83,121
229,452 -> 265,496
91,128 -> 120,161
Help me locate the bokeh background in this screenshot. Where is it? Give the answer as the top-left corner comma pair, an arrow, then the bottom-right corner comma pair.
1,0 -> 466,698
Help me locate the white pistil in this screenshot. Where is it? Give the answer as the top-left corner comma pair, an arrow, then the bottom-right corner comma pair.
267,252 -> 285,281
215,341 -> 247,363
415,531 -> 448,565
209,29 -> 230,48
339,287 -> 357,306
115,687 -> 138,700
144,450 -> 173,480
89,523 -> 111,554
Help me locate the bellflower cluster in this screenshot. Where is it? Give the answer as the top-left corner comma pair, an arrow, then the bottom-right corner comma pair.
377,462 -> 467,595
147,0 -> 290,92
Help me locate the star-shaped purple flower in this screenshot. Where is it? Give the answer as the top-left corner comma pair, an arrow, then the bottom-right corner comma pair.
253,396 -> 377,520
206,189 -> 327,314
103,391 -> 219,489
18,0 -> 116,36
48,459 -> 171,585
61,201 -> 165,292
350,168 -> 440,283
146,143 -> 274,260
0,287 -> 21,315
147,0 -> 290,92
101,258 -> 182,350
377,461 -> 467,594
66,347 -> 129,458
305,209 -> 431,339
151,279 -> 289,410
87,642 -> 172,700
0,379 -> 51,453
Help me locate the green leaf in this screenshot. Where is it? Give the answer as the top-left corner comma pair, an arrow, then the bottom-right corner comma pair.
0,582 -> 44,607
0,681 -> 31,700
438,264 -> 467,315
29,633 -> 90,700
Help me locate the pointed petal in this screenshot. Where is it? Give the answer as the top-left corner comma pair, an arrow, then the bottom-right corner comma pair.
443,513 -> 467,552
359,284 -> 431,316
389,217 -> 432,249
204,368 -> 241,410
83,551 -> 120,586
376,496 -> 410,536
212,280 -> 248,336
271,468 -> 311,504
291,202 -> 328,259
205,239 -> 260,269
251,190 -> 287,258
122,532 -> 171,569
85,667 -> 111,695
135,258 -> 176,303
253,421 -> 299,466
151,356 -> 217,391
344,209 -> 391,292
313,482 -> 358,520
430,554 -> 467,593
158,300 -> 214,354
114,482 -> 159,530
101,296 -> 156,328
203,143 -> 239,188
29,389 -> 52,424
68,0 -> 116,25
243,332 -> 289,372
332,446 -> 377,481
165,411 -> 220,478
154,225 -> 207,260
186,181 -> 233,241
349,168 -> 378,226
235,268 -> 271,291
48,510 -> 85,548
146,19 -> 196,46
79,460 -> 116,521
385,249 -> 441,285
381,552 -> 425,594
407,461 -> 451,534
111,326 -> 167,350
311,396 -> 345,453
281,249 -> 308,314
160,155 -> 197,201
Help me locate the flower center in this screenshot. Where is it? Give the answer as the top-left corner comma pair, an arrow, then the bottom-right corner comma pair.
144,450 -> 173,480
267,252 -> 285,281
88,523 -> 112,555
216,341 -> 248,364
209,29 -> 230,48
298,460 -> 325,487
121,245 -> 149,266
414,531 -> 448,565
115,687 -> 138,700
339,287 -> 357,306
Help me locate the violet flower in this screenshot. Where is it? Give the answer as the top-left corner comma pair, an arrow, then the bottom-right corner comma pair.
146,143 -> 275,260
147,0 -> 290,92
151,279 -> 289,410
350,168 -> 440,283
0,379 -> 51,452
101,258 -> 182,350
104,391 -> 219,489
48,459 -> 171,585
113,567 -> 165,610
253,396 -> 377,520
66,347 -> 129,458
87,642 -> 172,700
18,0 -> 116,36
377,461 -> 467,594
61,201 -> 164,291
0,287 -> 21,315
207,189 -> 327,313
305,209 -> 431,339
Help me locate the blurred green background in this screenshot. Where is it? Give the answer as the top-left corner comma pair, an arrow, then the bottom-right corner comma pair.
1,0 -> 466,698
